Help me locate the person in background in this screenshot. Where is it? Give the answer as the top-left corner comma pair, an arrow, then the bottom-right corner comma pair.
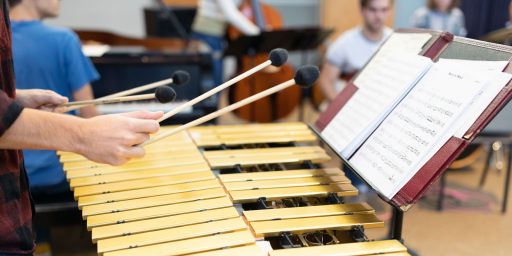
9,0 -> 99,195
9,0 -> 100,254
191,0 -> 260,86
412,0 -> 467,36
319,0 -> 393,104
319,0 -> 393,196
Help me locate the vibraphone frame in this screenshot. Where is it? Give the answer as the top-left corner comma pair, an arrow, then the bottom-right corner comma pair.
61,123 -> 408,255
196,124 -> 405,245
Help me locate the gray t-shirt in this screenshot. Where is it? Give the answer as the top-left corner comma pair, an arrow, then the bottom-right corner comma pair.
326,27 -> 393,75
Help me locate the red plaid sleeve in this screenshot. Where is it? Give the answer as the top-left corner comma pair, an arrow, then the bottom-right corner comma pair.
0,0 -> 35,254
0,90 -> 24,137
0,0 -> 23,137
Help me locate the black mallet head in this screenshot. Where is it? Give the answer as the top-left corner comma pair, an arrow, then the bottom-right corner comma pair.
269,48 -> 289,67
294,65 -> 320,88
155,86 -> 177,103
171,71 -> 191,86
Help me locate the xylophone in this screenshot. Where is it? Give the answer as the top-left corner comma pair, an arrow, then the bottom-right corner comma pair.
59,122 -> 409,256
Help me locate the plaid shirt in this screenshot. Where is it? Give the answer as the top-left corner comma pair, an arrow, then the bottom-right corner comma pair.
0,0 -> 35,254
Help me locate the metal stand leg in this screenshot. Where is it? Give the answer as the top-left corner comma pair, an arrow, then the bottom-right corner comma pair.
298,52 -> 309,122
502,144 -> 512,214
389,206 -> 420,256
298,88 -> 306,122
437,173 -> 446,211
479,144 -> 494,188
388,206 -> 403,241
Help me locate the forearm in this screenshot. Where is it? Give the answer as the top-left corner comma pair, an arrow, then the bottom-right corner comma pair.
320,79 -> 338,102
79,106 -> 99,118
319,64 -> 341,102
73,84 -> 99,118
0,108 -> 85,153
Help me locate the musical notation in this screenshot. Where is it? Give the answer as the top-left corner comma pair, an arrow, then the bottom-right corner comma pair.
321,53 -> 432,158
350,63 -> 492,199
439,59 -> 512,137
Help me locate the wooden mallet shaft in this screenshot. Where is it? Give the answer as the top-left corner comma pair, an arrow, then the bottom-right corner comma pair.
64,78 -> 175,112
157,48 -> 289,123
157,60 -> 271,122
143,79 -> 296,146
61,94 -> 156,107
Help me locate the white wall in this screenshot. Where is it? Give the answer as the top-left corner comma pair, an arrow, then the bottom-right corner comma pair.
46,0 -> 154,38
46,0 -> 429,40
45,0 -> 322,38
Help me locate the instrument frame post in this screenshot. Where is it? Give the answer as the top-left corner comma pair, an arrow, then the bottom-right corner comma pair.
436,172 -> 447,211
327,192 -> 344,205
351,225 -> 368,242
389,205 -> 404,242
298,51 -> 309,122
503,143 -> 512,214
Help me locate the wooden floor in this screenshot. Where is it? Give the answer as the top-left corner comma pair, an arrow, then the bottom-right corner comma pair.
45,94 -> 512,256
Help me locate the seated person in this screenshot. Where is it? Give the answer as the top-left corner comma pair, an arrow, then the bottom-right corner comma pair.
319,0 -> 393,193
9,0 -> 99,199
412,0 -> 467,37
319,0 -> 393,104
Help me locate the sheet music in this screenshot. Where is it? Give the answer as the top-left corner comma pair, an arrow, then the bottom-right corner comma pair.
350,63 -> 489,199
435,59 -> 511,137
353,33 -> 433,88
377,33 -> 433,56
321,53 -> 432,159
393,64 -> 512,196
436,59 -> 509,73
454,74 -> 512,138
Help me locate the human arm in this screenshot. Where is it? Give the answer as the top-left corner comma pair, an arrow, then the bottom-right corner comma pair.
0,107 -> 162,166
15,89 -> 68,111
217,0 -> 260,35
73,84 -> 99,118
319,34 -> 347,102
64,30 -> 101,116
319,62 -> 342,102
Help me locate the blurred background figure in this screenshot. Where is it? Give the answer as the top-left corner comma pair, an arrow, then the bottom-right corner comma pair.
411,0 -> 467,36
319,0 -> 393,105
318,0 -> 393,196
191,0 -> 260,86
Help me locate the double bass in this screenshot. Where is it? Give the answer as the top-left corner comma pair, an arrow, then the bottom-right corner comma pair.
228,0 -> 300,122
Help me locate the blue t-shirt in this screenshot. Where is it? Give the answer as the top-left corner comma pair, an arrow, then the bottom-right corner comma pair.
11,20 -> 99,191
